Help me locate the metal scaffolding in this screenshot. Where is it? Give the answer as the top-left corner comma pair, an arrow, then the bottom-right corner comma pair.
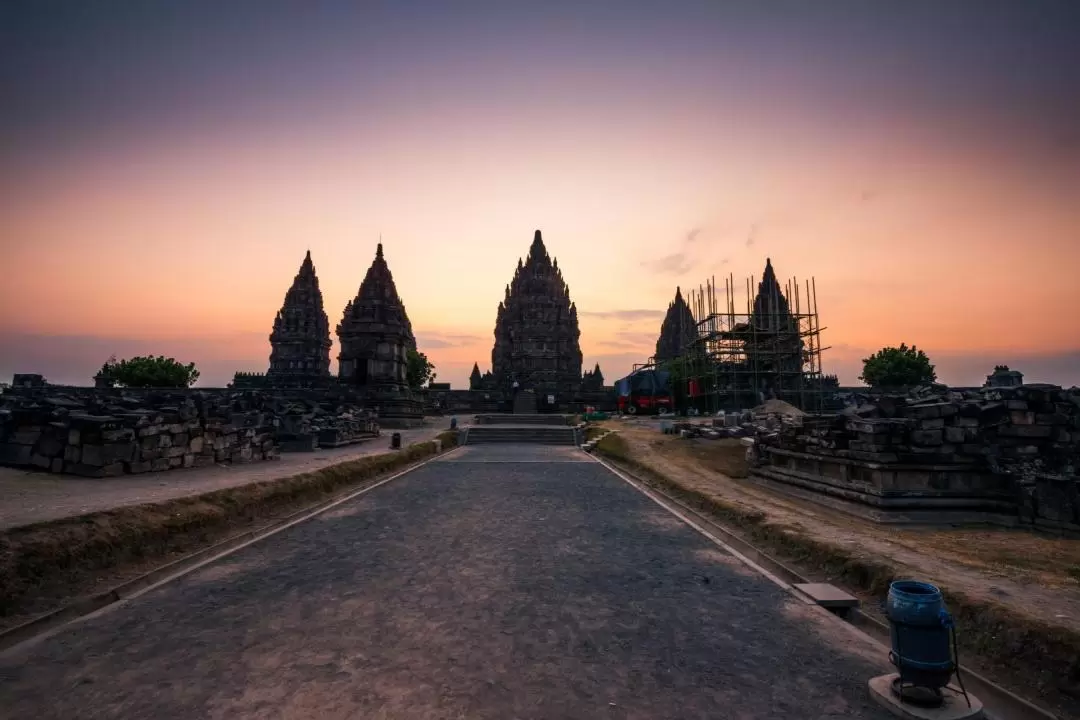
640,270 -> 829,413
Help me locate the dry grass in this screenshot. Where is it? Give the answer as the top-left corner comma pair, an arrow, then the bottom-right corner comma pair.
594,431 -> 1080,715
0,431 -> 459,621
583,425 -> 607,442
677,437 -> 750,479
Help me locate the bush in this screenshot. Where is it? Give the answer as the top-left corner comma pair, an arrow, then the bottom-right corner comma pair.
97,355 -> 200,388
859,344 -> 936,388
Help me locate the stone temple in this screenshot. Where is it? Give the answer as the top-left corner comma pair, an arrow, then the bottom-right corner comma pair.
266,250 -> 333,386
746,257 -> 804,376
337,243 -> 417,391
654,286 -> 697,362
482,230 -> 584,412
234,242 -> 424,424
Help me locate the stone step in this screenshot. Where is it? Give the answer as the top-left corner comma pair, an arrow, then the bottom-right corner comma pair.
475,414 -> 573,426
465,426 -> 579,446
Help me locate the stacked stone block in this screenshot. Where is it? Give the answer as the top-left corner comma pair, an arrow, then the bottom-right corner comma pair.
754,383 -> 1080,528
0,397 -> 277,478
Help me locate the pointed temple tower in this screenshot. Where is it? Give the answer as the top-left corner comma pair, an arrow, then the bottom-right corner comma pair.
746,257 -> 804,376
654,286 -> 697,363
488,230 -> 583,410
582,362 -> 605,391
336,243 -> 423,424
266,251 -> 333,384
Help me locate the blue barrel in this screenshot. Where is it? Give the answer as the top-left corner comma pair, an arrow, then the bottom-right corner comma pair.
886,580 -> 955,689
450,416 -> 458,430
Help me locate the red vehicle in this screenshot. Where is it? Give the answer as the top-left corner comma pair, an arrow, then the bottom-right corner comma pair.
614,368 -> 672,415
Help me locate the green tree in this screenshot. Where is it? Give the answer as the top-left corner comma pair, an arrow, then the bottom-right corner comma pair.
406,349 -> 436,390
97,355 -> 200,388
859,344 -> 937,388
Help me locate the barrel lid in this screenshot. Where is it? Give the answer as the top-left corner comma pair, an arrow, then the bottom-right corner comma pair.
889,580 -> 943,602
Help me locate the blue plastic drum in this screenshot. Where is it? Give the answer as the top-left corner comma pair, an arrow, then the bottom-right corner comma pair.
886,580 -> 955,689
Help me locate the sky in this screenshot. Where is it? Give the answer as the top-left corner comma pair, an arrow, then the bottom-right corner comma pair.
2,0 -> 1079,389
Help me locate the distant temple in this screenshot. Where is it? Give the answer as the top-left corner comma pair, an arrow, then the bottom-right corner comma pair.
582,363 -> 605,392
266,251 -> 333,385
478,230 -> 585,412
654,287 -> 697,362
744,258 -> 804,377
337,243 -> 416,391
984,365 -> 1023,389
238,230 -> 614,416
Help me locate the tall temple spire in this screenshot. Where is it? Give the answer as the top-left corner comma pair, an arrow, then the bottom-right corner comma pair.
654,286 -> 697,362
491,228 -> 583,410
747,256 -> 803,372
336,242 -> 416,388
267,251 -> 332,381
752,256 -> 793,329
528,229 -> 549,260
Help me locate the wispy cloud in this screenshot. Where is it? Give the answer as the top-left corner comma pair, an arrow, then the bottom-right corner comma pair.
645,252 -> 695,275
745,223 -> 758,247
579,309 -> 665,322
415,331 -> 485,349
641,226 -> 711,276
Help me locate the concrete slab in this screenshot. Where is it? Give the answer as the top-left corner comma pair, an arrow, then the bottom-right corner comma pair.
794,582 -> 860,609
868,674 -> 984,719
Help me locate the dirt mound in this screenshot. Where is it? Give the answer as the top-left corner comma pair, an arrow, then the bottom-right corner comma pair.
752,399 -> 805,417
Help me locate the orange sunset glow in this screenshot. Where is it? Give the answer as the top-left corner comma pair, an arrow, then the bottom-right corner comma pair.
2,2 -> 1078,388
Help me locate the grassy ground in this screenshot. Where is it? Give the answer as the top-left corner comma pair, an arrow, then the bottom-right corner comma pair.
0,432 -> 459,629
582,425 -> 608,442
594,426 -> 1080,718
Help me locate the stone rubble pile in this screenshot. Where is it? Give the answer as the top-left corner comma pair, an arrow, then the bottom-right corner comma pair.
273,397 -> 379,452
753,383 -> 1080,528
0,389 -> 277,477
756,383 -> 1079,472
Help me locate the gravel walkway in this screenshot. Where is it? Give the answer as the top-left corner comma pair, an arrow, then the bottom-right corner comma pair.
0,421 -> 457,529
0,445 -> 894,719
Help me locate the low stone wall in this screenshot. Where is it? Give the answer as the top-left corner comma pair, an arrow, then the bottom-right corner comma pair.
0,385 -> 382,476
0,394 -> 276,477
750,383 -> 1080,529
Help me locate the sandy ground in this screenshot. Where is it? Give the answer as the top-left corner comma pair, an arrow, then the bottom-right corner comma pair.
0,445 -> 894,719
610,420 -> 1080,636
0,418 -> 464,530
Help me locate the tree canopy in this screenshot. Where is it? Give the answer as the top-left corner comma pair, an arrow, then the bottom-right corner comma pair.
406,349 -> 436,390
859,344 -> 937,388
97,355 -> 200,388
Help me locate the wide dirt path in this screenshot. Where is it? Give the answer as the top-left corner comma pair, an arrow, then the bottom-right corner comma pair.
0,445 -> 893,719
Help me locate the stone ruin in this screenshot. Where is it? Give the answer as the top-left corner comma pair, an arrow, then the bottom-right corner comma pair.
747,383 -> 1080,531
0,385 -> 380,477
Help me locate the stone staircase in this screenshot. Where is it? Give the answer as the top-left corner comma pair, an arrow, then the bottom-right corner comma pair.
463,415 -> 582,446
474,414 -> 574,426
